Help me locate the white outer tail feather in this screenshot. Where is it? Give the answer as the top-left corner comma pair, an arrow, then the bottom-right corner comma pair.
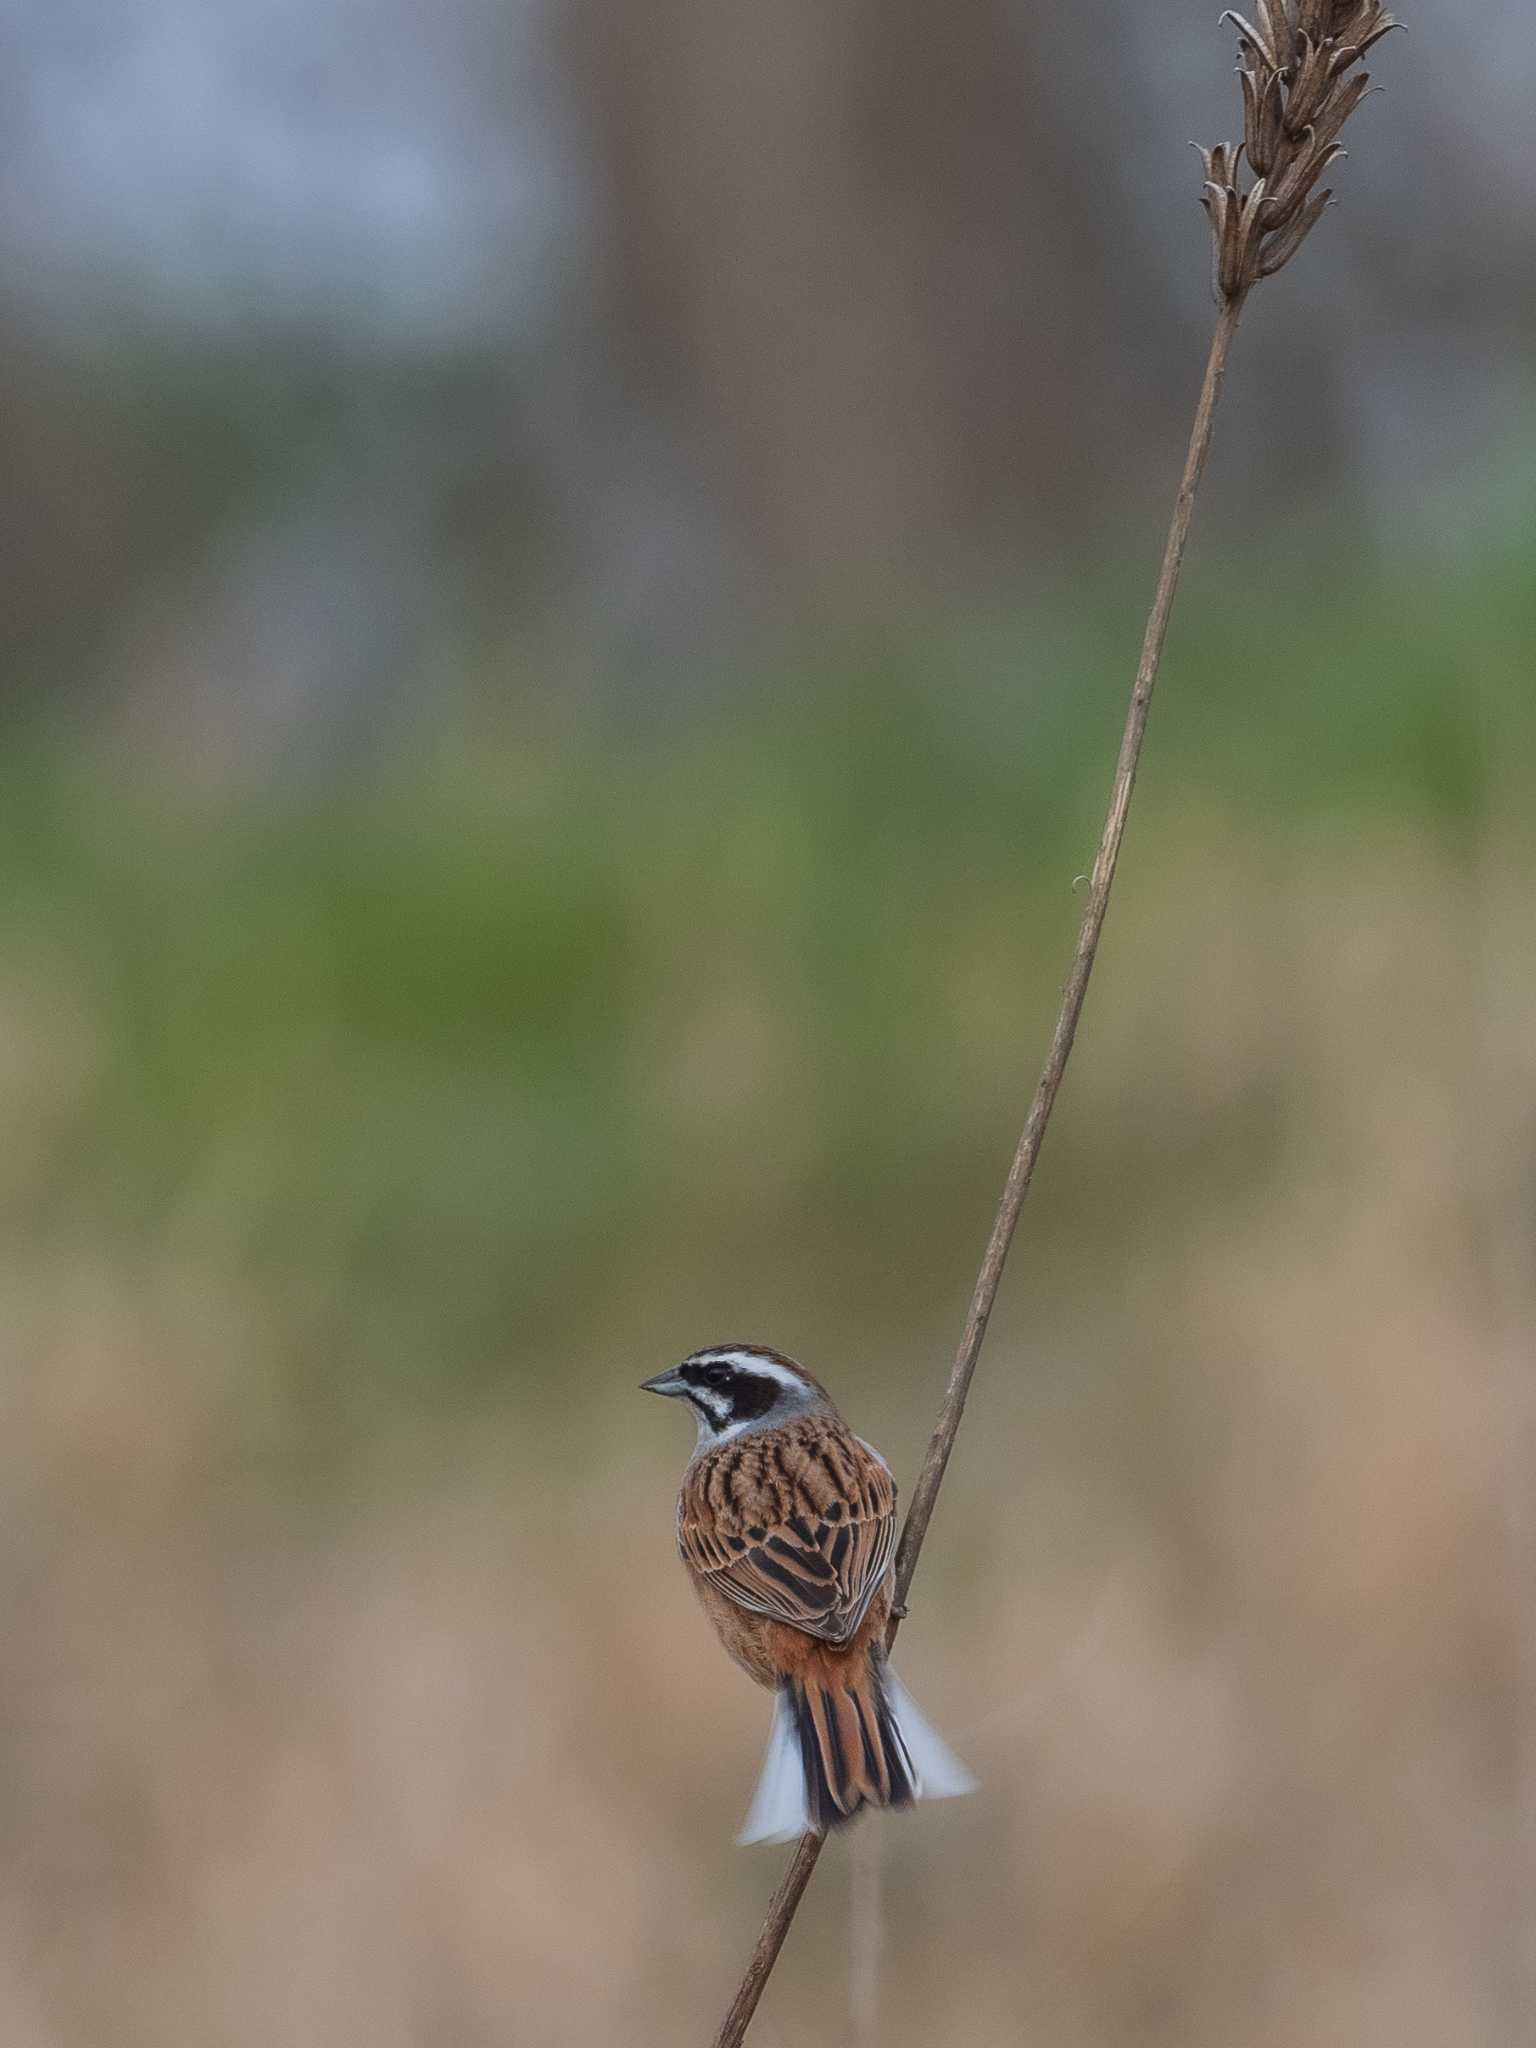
885,1670 -> 978,1799
738,1689 -> 808,1845
736,1669 -> 976,1847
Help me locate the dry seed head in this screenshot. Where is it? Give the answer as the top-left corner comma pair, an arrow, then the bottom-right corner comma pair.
1201,1 -> 1402,299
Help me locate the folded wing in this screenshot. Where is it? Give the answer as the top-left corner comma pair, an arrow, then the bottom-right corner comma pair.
679,1429 -> 897,1645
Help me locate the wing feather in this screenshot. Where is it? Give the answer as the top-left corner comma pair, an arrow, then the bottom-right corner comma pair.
679,1422 -> 896,1644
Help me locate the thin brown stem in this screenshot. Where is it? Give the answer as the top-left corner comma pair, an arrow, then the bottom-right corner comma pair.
891,285 -> 1247,1619
709,289 -> 1248,2048
711,1833 -> 825,2048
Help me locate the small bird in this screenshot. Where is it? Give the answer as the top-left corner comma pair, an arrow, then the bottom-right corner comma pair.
642,1343 -> 975,1844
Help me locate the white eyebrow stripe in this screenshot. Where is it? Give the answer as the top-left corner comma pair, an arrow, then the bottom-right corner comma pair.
686,1349 -> 808,1391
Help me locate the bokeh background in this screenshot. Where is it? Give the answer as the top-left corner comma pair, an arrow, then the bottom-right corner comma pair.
3,4 -> 1534,2044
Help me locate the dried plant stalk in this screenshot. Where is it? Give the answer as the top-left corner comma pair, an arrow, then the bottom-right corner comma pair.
711,11 -> 1400,2043
1201,0 -> 1400,297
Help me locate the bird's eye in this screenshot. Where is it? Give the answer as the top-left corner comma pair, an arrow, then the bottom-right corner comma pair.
703,1364 -> 730,1388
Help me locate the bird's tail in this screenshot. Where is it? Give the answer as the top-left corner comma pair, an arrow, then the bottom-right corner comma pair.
738,1657 -> 975,1846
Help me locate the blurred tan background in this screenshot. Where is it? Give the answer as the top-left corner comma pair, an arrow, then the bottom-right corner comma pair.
2,4 -> 1534,2044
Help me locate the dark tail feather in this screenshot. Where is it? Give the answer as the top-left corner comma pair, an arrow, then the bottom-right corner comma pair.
787,1657 -> 916,1833
739,1661 -> 974,1844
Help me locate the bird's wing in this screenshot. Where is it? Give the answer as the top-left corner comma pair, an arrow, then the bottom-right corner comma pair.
679,1428 -> 896,1645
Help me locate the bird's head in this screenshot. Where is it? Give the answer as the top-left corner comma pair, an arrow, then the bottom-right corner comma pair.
641,1343 -> 825,1448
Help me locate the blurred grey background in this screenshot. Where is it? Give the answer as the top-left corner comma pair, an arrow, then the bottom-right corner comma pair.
4,2 -> 1531,735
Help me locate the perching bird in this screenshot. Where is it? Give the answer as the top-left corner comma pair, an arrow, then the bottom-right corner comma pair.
642,1343 -> 975,1844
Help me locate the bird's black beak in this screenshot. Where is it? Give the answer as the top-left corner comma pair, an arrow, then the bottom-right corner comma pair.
640,1368 -> 686,1397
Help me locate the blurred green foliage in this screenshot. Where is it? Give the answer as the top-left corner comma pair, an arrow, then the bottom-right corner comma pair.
2,543 -> 1530,1465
